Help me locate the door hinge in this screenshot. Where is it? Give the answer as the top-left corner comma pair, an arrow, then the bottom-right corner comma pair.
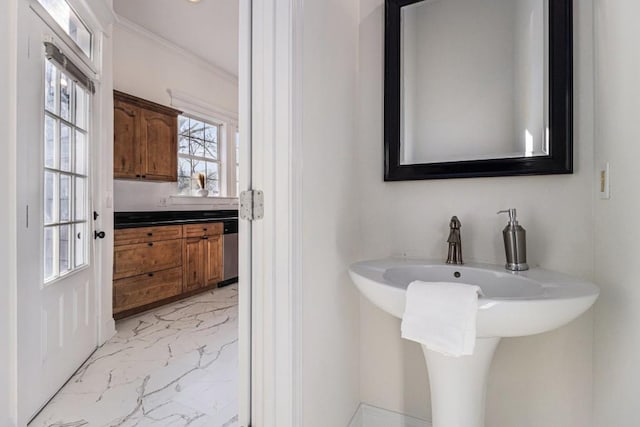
239,190 -> 264,221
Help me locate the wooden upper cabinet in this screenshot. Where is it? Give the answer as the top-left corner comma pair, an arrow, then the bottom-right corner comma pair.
113,91 -> 181,181
113,99 -> 139,178
140,109 -> 178,181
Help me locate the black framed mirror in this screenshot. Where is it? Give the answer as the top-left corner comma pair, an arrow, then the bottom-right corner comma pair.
384,0 -> 572,181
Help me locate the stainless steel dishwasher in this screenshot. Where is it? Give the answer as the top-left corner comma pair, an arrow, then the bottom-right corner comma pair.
221,219 -> 238,286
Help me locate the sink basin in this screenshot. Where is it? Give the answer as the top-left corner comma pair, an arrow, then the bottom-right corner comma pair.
349,258 -> 599,338
349,258 -> 599,427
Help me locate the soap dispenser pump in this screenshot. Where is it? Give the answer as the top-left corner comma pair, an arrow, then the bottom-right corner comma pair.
497,208 -> 529,271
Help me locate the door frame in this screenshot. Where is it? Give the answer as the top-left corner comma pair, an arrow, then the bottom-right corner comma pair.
245,0 -> 304,426
0,0 -> 18,425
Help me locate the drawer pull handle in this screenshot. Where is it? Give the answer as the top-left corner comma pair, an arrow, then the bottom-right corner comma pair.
147,232 -> 153,236
148,273 -> 154,277
148,242 -> 153,247
203,228 -> 207,231
202,236 -> 208,240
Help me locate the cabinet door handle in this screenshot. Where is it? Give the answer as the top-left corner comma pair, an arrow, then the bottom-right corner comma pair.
136,174 -> 141,178
148,242 -> 153,247
141,175 -> 146,178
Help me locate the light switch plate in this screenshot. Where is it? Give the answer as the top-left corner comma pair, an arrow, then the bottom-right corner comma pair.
599,162 -> 610,200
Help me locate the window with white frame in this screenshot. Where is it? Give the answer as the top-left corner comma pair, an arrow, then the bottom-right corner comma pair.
43,58 -> 90,283
177,115 -> 222,196
37,0 -> 92,58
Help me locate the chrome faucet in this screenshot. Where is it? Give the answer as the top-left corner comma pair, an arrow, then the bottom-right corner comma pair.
446,216 -> 463,265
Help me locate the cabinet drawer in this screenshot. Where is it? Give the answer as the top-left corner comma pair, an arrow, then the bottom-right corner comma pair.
183,222 -> 223,238
113,267 -> 182,314
114,238 -> 182,280
114,225 -> 183,246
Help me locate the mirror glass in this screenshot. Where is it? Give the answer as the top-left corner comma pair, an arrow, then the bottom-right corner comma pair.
400,0 -> 548,164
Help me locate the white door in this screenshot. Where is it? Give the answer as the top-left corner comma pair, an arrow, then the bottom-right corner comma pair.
16,2 -> 99,423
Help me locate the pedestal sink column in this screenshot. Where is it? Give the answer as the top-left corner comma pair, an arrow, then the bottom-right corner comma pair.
422,337 -> 501,427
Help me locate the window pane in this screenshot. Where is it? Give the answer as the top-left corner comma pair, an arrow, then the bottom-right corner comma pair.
45,115 -> 56,168
74,223 -> 85,267
60,73 -> 71,121
206,162 -> 219,195
178,135 -> 190,155
205,140 -> 218,160
59,224 -> 71,275
179,116 -> 190,135
75,130 -> 85,175
44,171 -> 57,224
178,157 -> 191,178
193,159 -> 206,180
177,177 -> 191,194
45,61 -> 57,113
74,86 -> 87,130
75,177 -> 86,220
204,124 -> 217,142
190,119 -> 204,140
37,0 -> 92,58
60,123 -> 71,171
44,227 -> 55,281
59,174 -> 71,222
189,137 -> 205,158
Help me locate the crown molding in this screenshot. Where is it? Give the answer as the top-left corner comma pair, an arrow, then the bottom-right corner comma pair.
168,88 -> 238,124
113,13 -> 238,86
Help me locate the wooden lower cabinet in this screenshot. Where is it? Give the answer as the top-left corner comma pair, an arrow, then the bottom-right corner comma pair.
114,267 -> 182,314
113,222 -> 224,318
113,238 -> 182,280
204,235 -> 223,286
183,237 -> 205,292
183,234 -> 223,292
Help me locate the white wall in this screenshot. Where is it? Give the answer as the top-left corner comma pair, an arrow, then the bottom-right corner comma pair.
357,0 -> 595,425
0,1 -> 18,425
112,20 -> 238,211
301,0 -> 362,425
593,0 -> 640,425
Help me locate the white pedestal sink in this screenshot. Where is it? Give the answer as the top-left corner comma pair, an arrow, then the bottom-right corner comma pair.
349,258 -> 599,427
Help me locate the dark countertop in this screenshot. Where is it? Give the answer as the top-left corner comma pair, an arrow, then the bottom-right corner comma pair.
115,210 -> 238,229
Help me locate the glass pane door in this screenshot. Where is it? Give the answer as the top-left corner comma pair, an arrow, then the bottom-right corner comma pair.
43,59 -> 89,283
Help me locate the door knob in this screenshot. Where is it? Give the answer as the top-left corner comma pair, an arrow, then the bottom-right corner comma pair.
94,230 -> 106,239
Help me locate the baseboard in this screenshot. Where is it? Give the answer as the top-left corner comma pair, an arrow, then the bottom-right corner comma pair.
99,317 -> 116,345
218,277 -> 238,287
349,403 -> 431,427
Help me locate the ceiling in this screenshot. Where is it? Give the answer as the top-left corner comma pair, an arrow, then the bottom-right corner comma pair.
113,0 -> 239,77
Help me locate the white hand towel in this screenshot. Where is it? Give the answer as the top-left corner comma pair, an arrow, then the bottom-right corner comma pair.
401,280 -> 481,357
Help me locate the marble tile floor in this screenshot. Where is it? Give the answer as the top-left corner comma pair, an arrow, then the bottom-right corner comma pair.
30,284 -> 239,427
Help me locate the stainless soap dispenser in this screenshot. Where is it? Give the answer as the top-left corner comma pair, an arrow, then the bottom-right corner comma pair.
497,208 -> 529,271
